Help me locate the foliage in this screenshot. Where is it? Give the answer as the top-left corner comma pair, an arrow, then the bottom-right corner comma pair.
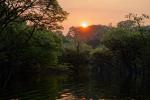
0,0 -> 68,32
91,47 -> 113,66
101,26 -> 150,95
67,25 -> 109,47
0,21 -> 62,88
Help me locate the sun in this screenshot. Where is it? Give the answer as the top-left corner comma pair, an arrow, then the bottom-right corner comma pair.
81,22 -> 88,28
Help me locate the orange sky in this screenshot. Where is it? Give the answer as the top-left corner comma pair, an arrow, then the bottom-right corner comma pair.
58,0 -> 150,34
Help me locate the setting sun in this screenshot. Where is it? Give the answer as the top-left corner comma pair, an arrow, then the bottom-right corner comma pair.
81,22 -> 88,28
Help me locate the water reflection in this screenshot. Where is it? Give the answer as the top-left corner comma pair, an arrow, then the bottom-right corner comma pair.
0,73 -> 148,100
57,89 -> 77,100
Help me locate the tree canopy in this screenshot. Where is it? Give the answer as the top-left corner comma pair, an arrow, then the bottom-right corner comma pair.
0,0 -> 68,32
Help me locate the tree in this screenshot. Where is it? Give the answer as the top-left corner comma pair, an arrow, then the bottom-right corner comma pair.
0,0 -> 68,88
0,21 -> 62,88
90,47 -> 113,85
125,13 -> 150,37
125,13 -> 149,28
0,0 -> 68,57
0,0 -> 68,33
67,25 -> 109,48
117,20 -> 136,30
59,34 -> 92,79
102,27 -> 147,94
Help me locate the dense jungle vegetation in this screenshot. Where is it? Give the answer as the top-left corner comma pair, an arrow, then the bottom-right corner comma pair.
0,0 -> 150,99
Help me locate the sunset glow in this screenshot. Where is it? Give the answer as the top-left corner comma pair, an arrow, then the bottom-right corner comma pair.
59,0 -> 150,33
81,22 -> 88,28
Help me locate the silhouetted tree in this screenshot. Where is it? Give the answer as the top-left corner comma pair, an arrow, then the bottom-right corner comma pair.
0,0 -> 68,32
67,25 -> 109,48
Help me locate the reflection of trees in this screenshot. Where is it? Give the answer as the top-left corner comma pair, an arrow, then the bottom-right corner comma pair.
0,75 -> 68,100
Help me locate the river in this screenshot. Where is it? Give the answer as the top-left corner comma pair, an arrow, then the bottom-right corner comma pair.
0,72 -> 148,100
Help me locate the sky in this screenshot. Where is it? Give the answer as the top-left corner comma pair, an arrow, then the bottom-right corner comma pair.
58,0 -> 150,34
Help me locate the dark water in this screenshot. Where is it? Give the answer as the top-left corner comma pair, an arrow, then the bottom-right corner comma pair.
0,73 -> 149,100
